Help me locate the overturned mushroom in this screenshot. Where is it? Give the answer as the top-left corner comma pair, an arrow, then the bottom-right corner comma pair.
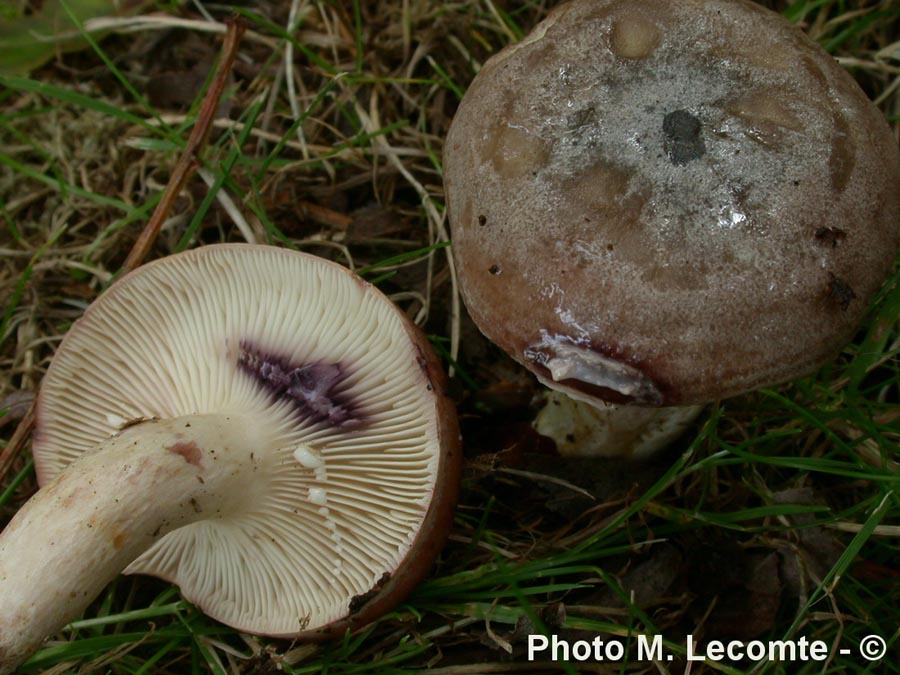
444,0 -> 900,457
0,244 -> 461,672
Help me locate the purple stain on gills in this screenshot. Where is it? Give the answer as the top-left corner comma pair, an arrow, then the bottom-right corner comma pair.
238,342 -> 361,427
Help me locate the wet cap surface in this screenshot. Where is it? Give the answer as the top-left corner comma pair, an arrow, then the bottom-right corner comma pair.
444,0 -> 900,405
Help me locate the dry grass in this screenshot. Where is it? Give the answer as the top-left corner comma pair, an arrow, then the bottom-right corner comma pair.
1,0 -> 899,673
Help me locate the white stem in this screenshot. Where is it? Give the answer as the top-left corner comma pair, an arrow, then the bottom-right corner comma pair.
0,413 -> 266,673
534,390 -> 703,459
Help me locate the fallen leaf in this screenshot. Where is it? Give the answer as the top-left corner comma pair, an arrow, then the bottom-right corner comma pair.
0,0 -> 149,76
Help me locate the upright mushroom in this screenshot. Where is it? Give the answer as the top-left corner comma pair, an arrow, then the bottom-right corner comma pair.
0,244 -> 460,672
443,0 -> 900,456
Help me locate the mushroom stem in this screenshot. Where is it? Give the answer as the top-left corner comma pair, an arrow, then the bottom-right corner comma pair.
0,413 -> 267,673
534,390 -> 702,459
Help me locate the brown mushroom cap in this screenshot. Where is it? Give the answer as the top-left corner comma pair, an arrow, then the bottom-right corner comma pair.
444,0 -> 900,406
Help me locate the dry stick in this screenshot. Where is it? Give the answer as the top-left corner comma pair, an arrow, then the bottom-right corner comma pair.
0,17 -> 247,485
121,14 -> 246,274
0,404 -> 35,488
299,200 -> 353,230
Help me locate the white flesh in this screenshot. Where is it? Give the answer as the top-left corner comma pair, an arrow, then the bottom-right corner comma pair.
0,413 -> 268,673
534,390 -> 702,459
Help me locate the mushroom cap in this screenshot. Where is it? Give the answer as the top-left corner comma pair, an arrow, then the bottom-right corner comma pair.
33,244 -> 460,638
444,0 -> 900,406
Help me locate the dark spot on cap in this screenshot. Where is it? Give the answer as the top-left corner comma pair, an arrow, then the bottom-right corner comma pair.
478,214 -> 487,226
815,227 -> 846,248
828,273 -> 856,310
567,105 -> 596,130
663,109 -> 705,165
489,264 -> 501,275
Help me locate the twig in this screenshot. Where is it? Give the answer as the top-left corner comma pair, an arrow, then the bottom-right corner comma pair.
0,402 -> 35,487
0,18 -> 247,485
298,200 -> 353,230
121,15 -> 246,274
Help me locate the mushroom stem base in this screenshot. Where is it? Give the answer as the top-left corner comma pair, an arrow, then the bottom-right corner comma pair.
533,390 -> 702,459
0,413 -> 264,674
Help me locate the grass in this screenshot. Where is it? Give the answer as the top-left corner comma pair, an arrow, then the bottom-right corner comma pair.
1,0 -> 899,673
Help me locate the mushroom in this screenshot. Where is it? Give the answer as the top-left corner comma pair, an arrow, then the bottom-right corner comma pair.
443,0 -> 900,457
0,244 -> 461,672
